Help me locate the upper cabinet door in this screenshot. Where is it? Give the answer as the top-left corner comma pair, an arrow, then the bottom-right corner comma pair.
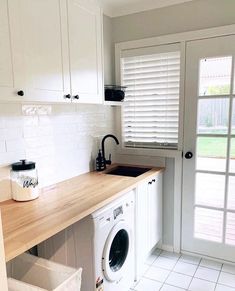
0,0 -> 15,100
8,0 -> 70,102
67,0 -> 103,104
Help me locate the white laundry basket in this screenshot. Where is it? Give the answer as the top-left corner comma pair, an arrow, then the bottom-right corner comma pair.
7,253 -> 82,291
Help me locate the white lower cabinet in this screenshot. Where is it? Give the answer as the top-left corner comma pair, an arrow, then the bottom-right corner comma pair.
135,172 -> 162,280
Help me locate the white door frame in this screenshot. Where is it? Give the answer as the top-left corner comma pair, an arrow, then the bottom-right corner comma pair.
115,24 -> 235,253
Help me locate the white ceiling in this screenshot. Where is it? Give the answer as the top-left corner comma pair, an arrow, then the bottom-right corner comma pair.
100,0 -> 195,17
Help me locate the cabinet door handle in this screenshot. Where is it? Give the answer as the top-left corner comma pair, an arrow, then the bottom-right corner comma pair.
65,94 -> 71,99
148,181 -> 152,185
152,179 -> 156,183
17,90 -> 24,96
73,95 -> 79,100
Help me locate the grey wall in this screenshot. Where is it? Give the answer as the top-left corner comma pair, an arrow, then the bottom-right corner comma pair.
112,0 -> 235,43
103,15 -> 115,85
103,0 -> 235,249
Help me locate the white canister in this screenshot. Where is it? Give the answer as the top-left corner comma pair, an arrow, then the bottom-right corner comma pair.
10,160 -> 39,201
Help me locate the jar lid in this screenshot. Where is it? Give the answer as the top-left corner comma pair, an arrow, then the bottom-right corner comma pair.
11,160 -> 36,171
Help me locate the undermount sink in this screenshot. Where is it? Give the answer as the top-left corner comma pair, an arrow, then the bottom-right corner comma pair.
105,166 -> 151,177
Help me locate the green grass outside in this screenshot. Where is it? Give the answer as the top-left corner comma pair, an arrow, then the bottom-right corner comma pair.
197,137 -> 235,157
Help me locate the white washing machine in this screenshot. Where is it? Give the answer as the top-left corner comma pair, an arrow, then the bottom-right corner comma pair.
71,190 -> 135,291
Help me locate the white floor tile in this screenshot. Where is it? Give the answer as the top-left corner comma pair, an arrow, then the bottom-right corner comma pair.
145,253 -> 159,265
134,277 -> 162,291
160,251 -> 181,261
160,284 -> 186,291
188,278 -> 216,291
154,256 -> 177,270
200,258 -> 222,270
165,272 -> 192,289
194,266 -> 220,282
222,264 -> 235,275
144,266 -> 171,282
215,284 -> 235,291
218,272 -> 235,288
179,254 -> 201,265
173,261 -> 198,276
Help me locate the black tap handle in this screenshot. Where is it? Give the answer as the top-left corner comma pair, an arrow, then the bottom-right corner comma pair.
106,155 -> 112,165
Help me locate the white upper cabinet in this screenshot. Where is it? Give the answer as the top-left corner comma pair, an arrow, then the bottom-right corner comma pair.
0,0 -> 15,99
7,0 -> 70,102
0,0 -> 103,103
67,0 -> 103,104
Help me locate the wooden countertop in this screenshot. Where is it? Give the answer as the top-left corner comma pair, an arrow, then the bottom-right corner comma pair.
0,165 -> 164,262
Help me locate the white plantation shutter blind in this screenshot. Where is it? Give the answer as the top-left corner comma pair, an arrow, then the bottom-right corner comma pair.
121,44 -> 181,149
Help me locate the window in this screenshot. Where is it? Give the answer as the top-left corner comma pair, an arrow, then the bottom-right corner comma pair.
121,44 -> 181,149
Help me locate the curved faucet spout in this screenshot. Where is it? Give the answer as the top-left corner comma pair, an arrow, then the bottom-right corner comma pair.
101,134 -> 119,168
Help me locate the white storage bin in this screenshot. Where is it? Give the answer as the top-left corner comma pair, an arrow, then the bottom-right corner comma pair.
7,253 -> 82,291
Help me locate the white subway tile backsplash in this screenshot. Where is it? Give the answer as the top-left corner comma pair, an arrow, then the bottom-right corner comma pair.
6,139 -> 25,152
0,141 -> 6,153
4,127 -> 23,139
0,103 -> 115,200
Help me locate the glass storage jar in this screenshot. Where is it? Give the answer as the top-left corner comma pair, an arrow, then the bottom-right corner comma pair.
10,160 -> 39,201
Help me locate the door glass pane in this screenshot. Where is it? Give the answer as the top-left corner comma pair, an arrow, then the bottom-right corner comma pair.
227,176 -> 235,210
194,207 -> 223,242
230,139 -> 235,173
195,173 -> 225,208
199,56 -> 232,96
109,229 -> 129,272
231,99 -> 235,134
196,137 -> 227,171
197,98 -> 229,134
226,212 -> 235,246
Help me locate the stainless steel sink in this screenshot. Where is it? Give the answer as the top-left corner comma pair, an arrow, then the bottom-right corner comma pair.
105,166 -> 151,177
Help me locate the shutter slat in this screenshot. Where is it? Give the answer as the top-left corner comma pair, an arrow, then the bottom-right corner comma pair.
121,49 -> 180,149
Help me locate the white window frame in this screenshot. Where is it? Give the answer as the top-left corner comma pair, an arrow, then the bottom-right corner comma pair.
117,42 -> 184,158
115,24 -> 235,253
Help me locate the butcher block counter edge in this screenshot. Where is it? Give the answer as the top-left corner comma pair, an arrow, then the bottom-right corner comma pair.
0,164 -> 164,262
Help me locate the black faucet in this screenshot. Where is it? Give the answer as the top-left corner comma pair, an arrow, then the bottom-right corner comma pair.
101,134 -> 119,168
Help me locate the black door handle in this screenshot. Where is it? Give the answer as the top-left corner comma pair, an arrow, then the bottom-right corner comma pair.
17,90 -> 24,96
185,151 -> 193,159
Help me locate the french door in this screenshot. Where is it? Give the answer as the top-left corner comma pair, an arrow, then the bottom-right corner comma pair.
182,35 -> 235,262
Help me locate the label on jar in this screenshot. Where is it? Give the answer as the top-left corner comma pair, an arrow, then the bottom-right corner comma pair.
23,177 -> 38,188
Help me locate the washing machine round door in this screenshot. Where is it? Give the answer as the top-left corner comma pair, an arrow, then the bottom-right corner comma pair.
102,221 -> 132,282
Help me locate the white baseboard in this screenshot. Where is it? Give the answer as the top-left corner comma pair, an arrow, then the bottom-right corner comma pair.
160,244 -> 174,252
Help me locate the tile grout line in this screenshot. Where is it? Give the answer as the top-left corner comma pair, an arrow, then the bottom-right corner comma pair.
186,257 -> 202,290
159,253 -> 182,290
214,262 -> 223,291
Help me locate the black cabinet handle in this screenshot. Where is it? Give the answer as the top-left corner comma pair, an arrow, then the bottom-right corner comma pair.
185,151 -> 193,159
152,179 -> 156,183
17,90 -> 24,96
73,95 -> 79,100
65,94 -> 71,99
148,181 -> 152,185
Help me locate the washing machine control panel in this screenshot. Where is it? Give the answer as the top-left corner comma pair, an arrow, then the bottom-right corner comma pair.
113,206 -> 123,220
